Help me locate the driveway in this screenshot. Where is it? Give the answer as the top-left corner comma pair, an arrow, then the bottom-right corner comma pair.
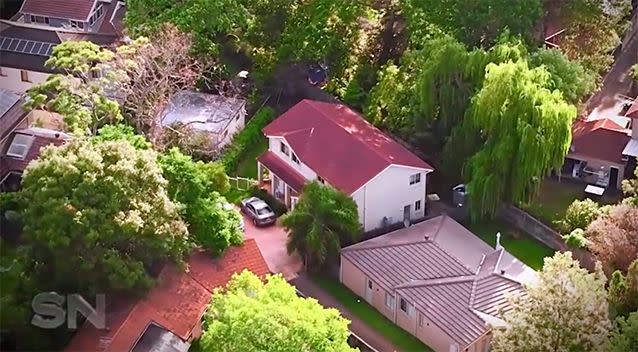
242,214 -> 302,280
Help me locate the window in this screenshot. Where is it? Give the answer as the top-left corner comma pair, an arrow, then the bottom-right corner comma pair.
407,303 -> 415,316
415,200 -> 421,211
368,280 -> 373,289
280,141 -> 289,156
385,294 -> 394,309
30,15 -> 49,24
0,67 -> 6,77
291,152 -> 299,164
399,298 -> 407,312
317,176 -> 325,184
409,173 -> 421,185
70,20 -> 84,29
6,134 -> 34,159
89,4 -> 104,26
418,314 -> 424,327
20,70 -> 30,82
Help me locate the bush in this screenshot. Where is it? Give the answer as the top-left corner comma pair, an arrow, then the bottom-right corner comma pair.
562,228 -> 588,248
221,107 -> 276,173
249,186 -> 287,217
556,198 -> 603,233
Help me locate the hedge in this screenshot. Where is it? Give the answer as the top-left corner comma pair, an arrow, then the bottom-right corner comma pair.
221,107 -> 276,173
249,186 -> 288,217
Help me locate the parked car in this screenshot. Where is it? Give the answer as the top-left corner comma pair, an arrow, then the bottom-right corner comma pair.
220,202 -> 244,232
240,197 -> 277,226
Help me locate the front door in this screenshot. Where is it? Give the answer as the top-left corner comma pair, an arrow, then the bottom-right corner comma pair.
609,167 -> 619,189
403,205 -> 411,223
365,279 -> 373,303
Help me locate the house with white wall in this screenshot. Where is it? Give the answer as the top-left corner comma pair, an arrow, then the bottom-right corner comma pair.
257,99 -> 434,232
0,0 -> 125,93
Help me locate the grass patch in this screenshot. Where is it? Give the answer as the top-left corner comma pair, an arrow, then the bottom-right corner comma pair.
519,180 -> 584,226
234,136 -> 267,179
311,276 -> 434,352
465,220 -> 555,270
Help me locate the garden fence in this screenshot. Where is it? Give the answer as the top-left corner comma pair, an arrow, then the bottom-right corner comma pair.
228,176 -> 257,190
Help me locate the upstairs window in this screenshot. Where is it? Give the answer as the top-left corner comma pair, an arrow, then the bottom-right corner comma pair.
409,173 -> 421,185
6,134 -> 34,159
280,141 -> 289,156
88,4 -> 104,26
291,152 -> 300,164
70,20 -> 85,29
30,15 -> 49,24
317,176 -> 325,184
399,298 -> 407,312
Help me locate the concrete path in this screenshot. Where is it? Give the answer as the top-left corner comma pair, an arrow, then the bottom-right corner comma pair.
585,16 -> 638,119
291,274 -> 402,352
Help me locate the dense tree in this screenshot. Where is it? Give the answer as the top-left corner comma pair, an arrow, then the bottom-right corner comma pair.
622,166 -> 638,206
610,312 -> 638,352
407,0 -> 542,47
530,48 -> 597,104
200,270 -> 356,352
557,198 -> 608,233
25,41 -> 123,135
93,124 -> 152,150
20,140 -> 191,295
282,182 -> 360,270
158,148 -> 241,256
608,260 -> 638,318
450,61 -> 576,219
492,252 -> 611,352
586,204 -> 638,273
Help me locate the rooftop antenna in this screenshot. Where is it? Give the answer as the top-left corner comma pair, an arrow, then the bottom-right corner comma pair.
495,232 -> 502,250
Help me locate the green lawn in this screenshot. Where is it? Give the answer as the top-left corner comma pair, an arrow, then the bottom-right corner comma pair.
311,276 -> 434,352
234,136 -> 268,179
518,180 -> 584,226
465,220 -> 555,271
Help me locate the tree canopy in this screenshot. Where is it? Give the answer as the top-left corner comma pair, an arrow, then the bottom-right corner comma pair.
20,140 -> 191,295
282,182 -> 360,271
492,252 -> 611,352
610,312 -> 638,352
200,270 -> 357,352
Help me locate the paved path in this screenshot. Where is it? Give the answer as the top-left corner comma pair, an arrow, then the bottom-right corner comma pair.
291,274 -> 401,352
585,15 -> 638,119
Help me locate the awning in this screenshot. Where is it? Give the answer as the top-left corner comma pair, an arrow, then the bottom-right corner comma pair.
622,138 -> 638,157
257,151 -> 307,192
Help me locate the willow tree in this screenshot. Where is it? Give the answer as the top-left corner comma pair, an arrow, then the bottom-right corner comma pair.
457,61 -> 576,219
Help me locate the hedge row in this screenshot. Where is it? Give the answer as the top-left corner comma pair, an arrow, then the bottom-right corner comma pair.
221,107 -> 276,173
249,186 -> 288,217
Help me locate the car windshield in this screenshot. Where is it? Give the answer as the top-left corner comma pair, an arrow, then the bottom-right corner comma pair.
256,206 -> 272,216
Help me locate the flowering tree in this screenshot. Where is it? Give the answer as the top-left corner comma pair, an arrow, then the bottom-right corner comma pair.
492,252 -> 611,352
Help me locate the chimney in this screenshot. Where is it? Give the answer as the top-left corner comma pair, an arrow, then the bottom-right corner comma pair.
495,232 -> 502,250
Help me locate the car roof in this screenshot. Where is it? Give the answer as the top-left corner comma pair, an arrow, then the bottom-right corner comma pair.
246,197 -> 268,209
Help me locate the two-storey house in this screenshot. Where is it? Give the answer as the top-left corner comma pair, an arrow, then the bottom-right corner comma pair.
0,0 -> 125,92
257,99 -> 434,232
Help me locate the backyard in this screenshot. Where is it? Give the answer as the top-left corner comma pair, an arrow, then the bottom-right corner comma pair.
311,276 -> 434,352
465,219 -> 555,271
233,136 -> 268,179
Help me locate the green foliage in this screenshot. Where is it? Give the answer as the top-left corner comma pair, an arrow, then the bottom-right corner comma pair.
20,140 -> 191,295
455,61 -> 576,220
25,42 -> 123,135
158,148 -> 241,255
221,107 -> 275,173
622,166 -> 638,206
492,252 -> 611,352
530,48 -> 597,104
93,124 -> 152,150
406,0 -> 542,47
249,186 -> 288,217
562,228 -> 588,248
610,312 -> 638,352
557,198 -> 604,233
608,260 -> 638,318
200,271 -> 357,352
282,182 -> 361,271
632,64 -> 638,80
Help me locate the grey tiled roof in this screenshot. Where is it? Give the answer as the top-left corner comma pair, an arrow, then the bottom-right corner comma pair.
342,241 -> 473,291
472,274 -> 524,316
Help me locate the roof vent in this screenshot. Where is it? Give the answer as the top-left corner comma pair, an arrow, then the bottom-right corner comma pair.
424,235 -> 430,241
500,269 -> 506,275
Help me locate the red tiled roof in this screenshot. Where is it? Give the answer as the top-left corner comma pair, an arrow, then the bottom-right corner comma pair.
1,132 -> 67,179
20,0 -> 97,21
570,118 -> 631,164
65,239 -> 270,352
257,151 -> 307,192
626,97 -> 638,119
262,100 -> 433,194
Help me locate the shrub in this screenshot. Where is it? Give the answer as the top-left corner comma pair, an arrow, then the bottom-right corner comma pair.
562,228 -> 588,248
556,198 -> 602,233
221,107 -> 276,173
249,186 -> 288,217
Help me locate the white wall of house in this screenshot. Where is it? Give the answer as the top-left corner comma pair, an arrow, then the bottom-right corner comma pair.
267,137 -> 318,180
0,67 -> 49,93
351,166 -> 428,231
215,111 -> 246,148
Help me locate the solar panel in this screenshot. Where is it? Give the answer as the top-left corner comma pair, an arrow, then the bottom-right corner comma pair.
0,36 -> 57,57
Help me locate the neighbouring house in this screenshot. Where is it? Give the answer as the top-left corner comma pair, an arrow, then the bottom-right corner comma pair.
340,215 -> 536,352
161,90 -> 247,149
623,97 -> 638,169
0,0 -> 125,92
257,99 -> 434,232
0,88 -> 69,191
65,239 -> 270,352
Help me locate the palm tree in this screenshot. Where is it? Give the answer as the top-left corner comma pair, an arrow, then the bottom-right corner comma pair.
282,182 -> 361,271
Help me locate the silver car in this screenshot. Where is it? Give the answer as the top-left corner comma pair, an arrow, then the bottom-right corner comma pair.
240,197 -> 277,226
